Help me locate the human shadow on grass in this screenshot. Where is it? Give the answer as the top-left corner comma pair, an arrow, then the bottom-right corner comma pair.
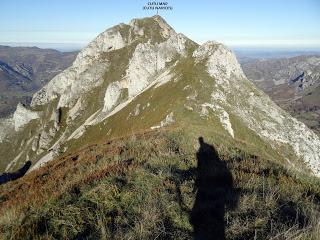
171,137 -> 238,239
0,161 -> 31,185
190,137 -> 239,240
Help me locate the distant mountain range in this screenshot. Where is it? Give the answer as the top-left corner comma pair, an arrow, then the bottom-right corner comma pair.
241,55 -> 320,135
235,48 -> 320,62
0,46 -> 77,117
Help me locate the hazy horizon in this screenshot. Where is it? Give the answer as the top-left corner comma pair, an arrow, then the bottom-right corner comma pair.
1,42 -> 320,55
1,0 -> 319,50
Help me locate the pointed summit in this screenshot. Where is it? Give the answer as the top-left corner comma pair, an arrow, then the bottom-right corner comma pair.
151,15 -> 176,37
129,15 -> 176,40
1,16 -> 320,179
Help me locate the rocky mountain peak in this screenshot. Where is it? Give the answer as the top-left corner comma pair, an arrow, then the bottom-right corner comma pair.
193,41 -> 245,80
1,16 -> 320,179
30,15 -> 181,108
129,15 -> 176,39
151,15 -> 176,37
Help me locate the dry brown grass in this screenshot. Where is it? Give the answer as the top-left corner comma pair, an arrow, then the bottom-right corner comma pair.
0,130 -> 166,212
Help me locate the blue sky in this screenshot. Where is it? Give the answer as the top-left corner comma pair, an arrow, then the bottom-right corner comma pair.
0,0 -> 319,50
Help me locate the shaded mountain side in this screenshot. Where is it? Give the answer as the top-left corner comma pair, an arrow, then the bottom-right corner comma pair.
0,46 -> 78,117
0,130 -> 319,239
0,60 -> 34,116
241,55 -> 320,135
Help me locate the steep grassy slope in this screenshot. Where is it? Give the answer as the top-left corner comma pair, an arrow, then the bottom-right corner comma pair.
0,130 -> 319,239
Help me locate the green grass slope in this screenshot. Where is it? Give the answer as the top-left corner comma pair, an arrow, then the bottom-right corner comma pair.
0,130 -> 319,239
